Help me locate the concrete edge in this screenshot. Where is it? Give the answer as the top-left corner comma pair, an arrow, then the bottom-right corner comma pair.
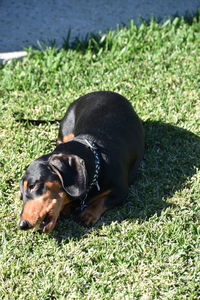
0,51 -> 27,65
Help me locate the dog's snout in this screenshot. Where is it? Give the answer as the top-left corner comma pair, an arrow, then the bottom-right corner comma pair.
19,219 -> 30,230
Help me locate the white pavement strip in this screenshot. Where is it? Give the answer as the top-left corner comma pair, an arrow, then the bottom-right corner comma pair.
0,51 -> 27,65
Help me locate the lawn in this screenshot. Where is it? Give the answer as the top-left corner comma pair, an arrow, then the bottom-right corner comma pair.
0,13 -> 200,299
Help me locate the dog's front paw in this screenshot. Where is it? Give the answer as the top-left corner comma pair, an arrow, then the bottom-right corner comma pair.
80,209 -> 99,226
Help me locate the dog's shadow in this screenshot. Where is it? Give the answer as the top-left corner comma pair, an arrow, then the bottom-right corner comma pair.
52,120 -> 200,242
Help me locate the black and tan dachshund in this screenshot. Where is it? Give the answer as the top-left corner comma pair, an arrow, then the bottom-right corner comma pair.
19,91 -> 144,233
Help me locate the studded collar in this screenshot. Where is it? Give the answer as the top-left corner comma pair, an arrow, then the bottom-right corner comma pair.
71,137 -> 101,211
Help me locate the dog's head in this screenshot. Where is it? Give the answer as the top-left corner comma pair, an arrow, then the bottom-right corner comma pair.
19,153 -> 87,233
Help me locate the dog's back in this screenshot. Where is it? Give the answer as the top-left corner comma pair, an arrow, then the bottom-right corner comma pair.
58,91 -> 144,163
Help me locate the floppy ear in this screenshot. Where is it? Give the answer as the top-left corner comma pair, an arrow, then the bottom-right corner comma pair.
49,154 -> 87,198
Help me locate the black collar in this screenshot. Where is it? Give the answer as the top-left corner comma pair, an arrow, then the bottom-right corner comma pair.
70,137 -> 101,211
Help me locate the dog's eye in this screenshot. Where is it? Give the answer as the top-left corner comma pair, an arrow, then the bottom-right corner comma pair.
29,184 -> 37,191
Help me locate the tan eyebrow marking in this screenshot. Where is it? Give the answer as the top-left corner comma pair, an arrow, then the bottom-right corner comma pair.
23,180 -> 28,190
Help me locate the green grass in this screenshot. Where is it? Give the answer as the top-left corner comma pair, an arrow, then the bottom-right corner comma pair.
0,14 -> 200,299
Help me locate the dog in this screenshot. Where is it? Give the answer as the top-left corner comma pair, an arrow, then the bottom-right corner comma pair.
19,91 -> 144,233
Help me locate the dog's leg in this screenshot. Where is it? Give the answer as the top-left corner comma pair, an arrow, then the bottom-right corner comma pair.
128,159 -> 141,185
57,133 -> 75,145
80,187 -> 128,226
80,190 -> 111,226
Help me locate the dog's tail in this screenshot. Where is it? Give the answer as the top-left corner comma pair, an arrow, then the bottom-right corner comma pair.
13,113 -> 60,125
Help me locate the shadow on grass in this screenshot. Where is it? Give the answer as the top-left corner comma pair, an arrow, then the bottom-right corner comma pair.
52,120 -> 200,242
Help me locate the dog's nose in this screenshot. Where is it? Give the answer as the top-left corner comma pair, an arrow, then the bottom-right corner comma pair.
19,219 -> 30,230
